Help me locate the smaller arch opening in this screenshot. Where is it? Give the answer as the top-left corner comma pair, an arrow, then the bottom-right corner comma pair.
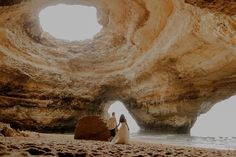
191,96 -> 236,137
108,101 -> 140,133
39,4 -> 102,41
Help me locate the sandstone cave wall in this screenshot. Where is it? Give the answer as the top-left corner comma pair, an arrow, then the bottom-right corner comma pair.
0,0 -> 236,133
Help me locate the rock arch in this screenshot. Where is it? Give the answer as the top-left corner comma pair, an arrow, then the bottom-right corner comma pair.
0,0 -> 236,133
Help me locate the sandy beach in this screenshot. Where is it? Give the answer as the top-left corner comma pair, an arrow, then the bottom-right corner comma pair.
0,132 -> 236,157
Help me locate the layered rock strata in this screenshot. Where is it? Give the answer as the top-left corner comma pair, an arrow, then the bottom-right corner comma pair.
0,0 -> 236,133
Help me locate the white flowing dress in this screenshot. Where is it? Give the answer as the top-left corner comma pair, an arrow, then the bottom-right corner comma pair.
111,122 -> 129,144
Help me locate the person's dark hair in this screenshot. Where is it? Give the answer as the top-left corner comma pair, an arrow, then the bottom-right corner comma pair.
119,114 -> 126,123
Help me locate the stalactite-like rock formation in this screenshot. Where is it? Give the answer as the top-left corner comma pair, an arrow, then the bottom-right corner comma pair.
0,0 -> 236,133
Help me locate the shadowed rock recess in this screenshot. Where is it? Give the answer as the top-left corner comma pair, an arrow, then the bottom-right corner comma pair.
0,0 -> 236,133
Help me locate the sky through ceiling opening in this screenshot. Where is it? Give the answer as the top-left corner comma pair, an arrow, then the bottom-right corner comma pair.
39,4 -> 102,41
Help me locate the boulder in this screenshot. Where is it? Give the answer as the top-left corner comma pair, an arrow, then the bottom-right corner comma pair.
0,123 -> 28,137
74,116 -> 110,141
1,126 -> 16,137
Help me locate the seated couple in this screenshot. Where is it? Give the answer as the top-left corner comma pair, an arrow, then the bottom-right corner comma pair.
107,112 -> 130,144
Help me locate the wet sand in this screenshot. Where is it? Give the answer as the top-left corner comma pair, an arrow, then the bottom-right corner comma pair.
0,132 -> 236,157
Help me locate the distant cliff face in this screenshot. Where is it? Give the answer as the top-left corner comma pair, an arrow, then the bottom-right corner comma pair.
0,0 -> 236,133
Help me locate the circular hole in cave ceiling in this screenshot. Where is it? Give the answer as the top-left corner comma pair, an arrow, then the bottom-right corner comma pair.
39,4 -> 102,41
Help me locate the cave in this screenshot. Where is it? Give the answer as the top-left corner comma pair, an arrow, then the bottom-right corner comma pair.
0,0 -> 236,134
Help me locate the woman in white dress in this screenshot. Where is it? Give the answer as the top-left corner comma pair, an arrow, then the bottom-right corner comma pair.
111,114 -> 130,144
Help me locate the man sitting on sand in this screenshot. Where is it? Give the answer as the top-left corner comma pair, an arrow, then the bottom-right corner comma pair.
107,112 -> 117,141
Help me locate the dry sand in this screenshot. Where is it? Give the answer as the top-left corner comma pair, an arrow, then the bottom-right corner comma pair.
0,132 -> 236,157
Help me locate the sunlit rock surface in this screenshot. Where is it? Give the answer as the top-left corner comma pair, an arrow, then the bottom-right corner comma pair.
0,0 -> 236,133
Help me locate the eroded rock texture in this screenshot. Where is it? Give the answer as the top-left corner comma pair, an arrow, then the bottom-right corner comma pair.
0,0 -> 236,133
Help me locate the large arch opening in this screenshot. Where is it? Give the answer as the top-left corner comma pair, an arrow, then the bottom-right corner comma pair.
39,4 -> 102,41
191,96 -> 236,137
108,101 -> 140,133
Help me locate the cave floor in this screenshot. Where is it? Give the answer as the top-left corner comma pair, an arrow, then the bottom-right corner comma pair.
0,132 -> 235,157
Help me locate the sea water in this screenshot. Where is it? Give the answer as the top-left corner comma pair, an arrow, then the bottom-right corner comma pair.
130,131 -> 236,150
